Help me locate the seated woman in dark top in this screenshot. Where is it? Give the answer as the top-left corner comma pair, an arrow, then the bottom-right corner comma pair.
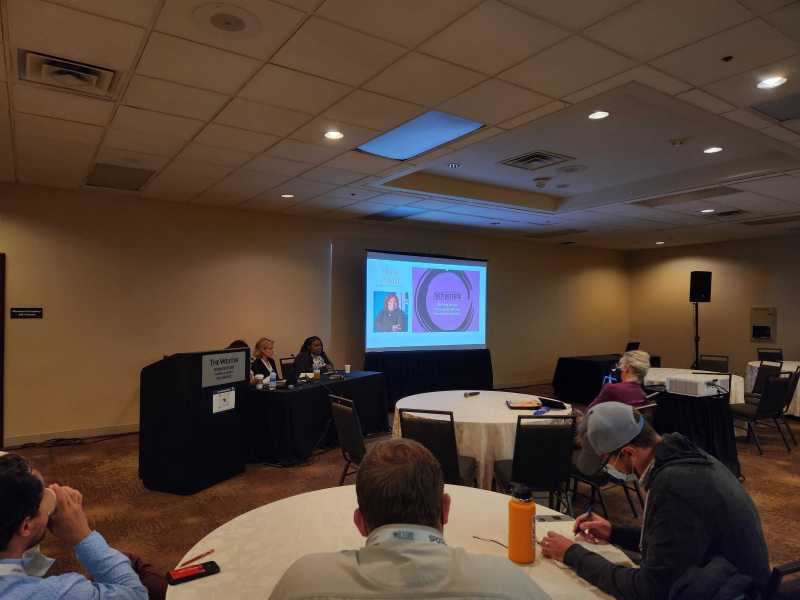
374,293 -> 408,332
293,336 -> 334,374
587,350 -> 650,409
251,337 -> 278,378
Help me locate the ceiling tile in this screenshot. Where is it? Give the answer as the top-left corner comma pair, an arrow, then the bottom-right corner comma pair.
178,142 -> 255,168
14,112 -> 103,145
267,139 -> 344,164
420,0 -> 569,75
676,89 -> 735,114
364,53 -> 485,107
96,146 -> 170,171
585,0 -> 752,62
714,190 -> 800,213
143,157 -> 231,202
765,2 -> 800,42
500,36 -> 635,97
762,125 -> 800,143
498,100 -> 568,129
13,84 -> 114,125
275,0 -> 325,12
438,78 -> 550,124
324,151 -> 401,174
316,0 -> 480,47
408,198 -> 456,210
155,0 -> 304,59
289,195 -> 357,210
703,55 -> 800,108
16,139 -> 95,188
291,117 -> 381,147
124,76 -> 230,121
332,200 -> 392,215
740,0 -> 794,14
194,124 -> 279,154
269,176 -> 339,199
446,126 -> 503,149
104,128 -> 187,156
239,191 -> 300,212
723,108 -> 773,130
324,186 -> 381,201
113,106 -> 203,141
501,0 -> 637,30
271,17 -> 405,86
783,118 -> 800,134
7,0 -> 145,73
302,165 -> 364,185
247,155 -> 312,177
215,98 -> 312,136
138,33 -> 262,94
204,168 -> 290,202
651,20 -> 797,87
563,66 -> 691,103
46,0 -> 161,26
733,175 -> 800,200
371,193 -> 420,206
323,90 -> 424,131
240,64 -> 351,115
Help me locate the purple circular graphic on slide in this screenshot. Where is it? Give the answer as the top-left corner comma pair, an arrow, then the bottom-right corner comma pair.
414,269 -> 475,332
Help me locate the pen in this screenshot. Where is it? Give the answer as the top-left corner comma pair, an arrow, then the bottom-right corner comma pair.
178,548 -> 215,567
584,504 -> 593,537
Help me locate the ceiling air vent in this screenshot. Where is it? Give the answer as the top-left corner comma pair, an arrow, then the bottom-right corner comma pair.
633,186 -> 739,208
752,92 -> 800,122
524,228 -> 587,239
86,163 -> 155,191
500,150 -> 575,172
741,214 -> 800,226
18,50 -> 116,96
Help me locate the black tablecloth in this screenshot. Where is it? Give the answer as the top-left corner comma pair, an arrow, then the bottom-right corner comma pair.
364,349 -> 493,407
242,371 -> 388,466
652,391 -> 741,477
552,354 -> 620,405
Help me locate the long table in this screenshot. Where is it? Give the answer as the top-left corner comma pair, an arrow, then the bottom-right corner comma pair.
242,371 -> 388,466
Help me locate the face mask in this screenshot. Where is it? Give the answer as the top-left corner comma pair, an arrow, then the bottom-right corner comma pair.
604,454 -> 637,483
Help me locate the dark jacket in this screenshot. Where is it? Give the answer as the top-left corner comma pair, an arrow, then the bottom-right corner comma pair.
293,350 -> 334,374
251,357 -> 277,378
374,309 -> 408,332
669,556 -> 761,600
564,433 -> 769,600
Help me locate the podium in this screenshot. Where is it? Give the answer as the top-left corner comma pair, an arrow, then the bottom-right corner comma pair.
139,348 -> 248,495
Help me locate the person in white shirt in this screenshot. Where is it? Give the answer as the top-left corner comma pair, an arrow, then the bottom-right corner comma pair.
269,439 -> 548,600
251,337 -> 278,379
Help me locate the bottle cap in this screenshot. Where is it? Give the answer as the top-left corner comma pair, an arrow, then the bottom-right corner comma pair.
511,483 -> 533,501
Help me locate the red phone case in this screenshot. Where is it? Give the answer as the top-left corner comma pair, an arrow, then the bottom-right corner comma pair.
167,561 -> 220,585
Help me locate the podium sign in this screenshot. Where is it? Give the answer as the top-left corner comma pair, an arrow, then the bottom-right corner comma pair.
202,352 -> 247,388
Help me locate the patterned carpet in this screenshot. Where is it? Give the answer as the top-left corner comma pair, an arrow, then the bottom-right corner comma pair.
11,394 -> 800,580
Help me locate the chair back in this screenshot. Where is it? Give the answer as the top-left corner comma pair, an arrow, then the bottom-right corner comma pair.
329,395 -> 366,465
638,402 -> 658,425
758,347 -> 784,363
510,415 -> 575,492
764,560 -> 800,600
279,357 -> 296,382
754,361 -> 783,395
398,408 -> 461,484
784,368 -> 800,412
696,354 -> 729,373
757,376 -> 790,418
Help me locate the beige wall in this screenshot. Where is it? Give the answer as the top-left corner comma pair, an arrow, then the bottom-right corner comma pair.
0,183 -> 630,445
628,234 -> 800,374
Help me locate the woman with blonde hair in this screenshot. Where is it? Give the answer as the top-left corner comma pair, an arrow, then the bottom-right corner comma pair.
252,337 -> 278,378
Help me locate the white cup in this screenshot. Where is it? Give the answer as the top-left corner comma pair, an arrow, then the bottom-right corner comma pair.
344,364 -> 351,374
255,374 -> 265,390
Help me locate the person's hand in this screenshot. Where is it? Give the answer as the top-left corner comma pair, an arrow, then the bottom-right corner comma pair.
48,484 -> 92,547
573,511 -> 612,543
539,532 -> 574,562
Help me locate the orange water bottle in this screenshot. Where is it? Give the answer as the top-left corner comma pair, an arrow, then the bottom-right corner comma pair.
508,484 -> 536,564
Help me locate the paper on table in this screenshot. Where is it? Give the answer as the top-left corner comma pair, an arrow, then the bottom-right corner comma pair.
537,520 -> 634,568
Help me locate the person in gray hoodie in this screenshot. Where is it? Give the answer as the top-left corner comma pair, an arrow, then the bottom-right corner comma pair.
540,402 -> 769,600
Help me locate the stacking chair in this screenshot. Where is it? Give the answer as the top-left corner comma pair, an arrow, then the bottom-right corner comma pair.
279,357 -> 296,382
492,415 -> 575,515
765,559 -> 800,599
732,376 -> 792,453
758,348 -> 784,363
329,395 -> 367,485
696,354 -> 730,373
780,368 -> 799,447
746,361 -> 783,405
398,409 -> 477,486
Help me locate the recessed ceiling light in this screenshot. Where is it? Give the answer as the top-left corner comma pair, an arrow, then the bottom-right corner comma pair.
656,241 -> 665,245
281,194 -> 294,199
324,130 -> 344,140
703,146 -> 723,154
588,110 -> 609,120
701,208 -> 716,214
757,76 -> 787,89
448,162 -> 462,169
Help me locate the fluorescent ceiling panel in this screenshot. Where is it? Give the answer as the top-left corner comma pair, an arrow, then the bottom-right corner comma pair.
357,110 -> 482,160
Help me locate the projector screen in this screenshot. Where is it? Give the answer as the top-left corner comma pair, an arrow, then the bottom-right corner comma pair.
365,250 -> 487,352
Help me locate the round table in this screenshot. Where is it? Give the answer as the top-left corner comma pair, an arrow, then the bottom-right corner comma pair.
746,361 -> 800,416
167,484 -> 628,600
393,390 -> 572,489
645,368 -> 744,405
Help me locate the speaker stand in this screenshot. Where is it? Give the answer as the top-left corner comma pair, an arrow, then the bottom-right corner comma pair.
692,301 -> 700,369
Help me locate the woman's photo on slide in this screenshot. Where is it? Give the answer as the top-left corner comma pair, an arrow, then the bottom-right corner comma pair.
373,292 -> 408,332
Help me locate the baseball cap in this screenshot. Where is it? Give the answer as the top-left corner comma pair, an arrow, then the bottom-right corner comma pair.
585,402 -> 645,455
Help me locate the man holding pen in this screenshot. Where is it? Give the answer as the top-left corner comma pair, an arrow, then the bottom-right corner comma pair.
539,402 -> 769,600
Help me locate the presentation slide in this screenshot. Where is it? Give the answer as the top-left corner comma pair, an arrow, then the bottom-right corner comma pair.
365,250 -> 487,352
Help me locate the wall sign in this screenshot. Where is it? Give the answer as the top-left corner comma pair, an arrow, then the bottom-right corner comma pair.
201,350 -> 247,388
10,308 -> 43,319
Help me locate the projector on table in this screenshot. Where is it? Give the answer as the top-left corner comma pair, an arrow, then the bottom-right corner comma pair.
666,375 -> 729,397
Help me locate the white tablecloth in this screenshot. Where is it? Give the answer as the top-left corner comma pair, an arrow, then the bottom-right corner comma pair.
645,368 -> 744,405
168,484 -> 628,600
393,390 -> 572,490
746,360 -> 800,417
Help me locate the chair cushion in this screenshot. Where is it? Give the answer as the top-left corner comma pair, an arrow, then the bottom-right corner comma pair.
731,403 -> 758,418
458,455 -> 477,487
493,459 -> 512,491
